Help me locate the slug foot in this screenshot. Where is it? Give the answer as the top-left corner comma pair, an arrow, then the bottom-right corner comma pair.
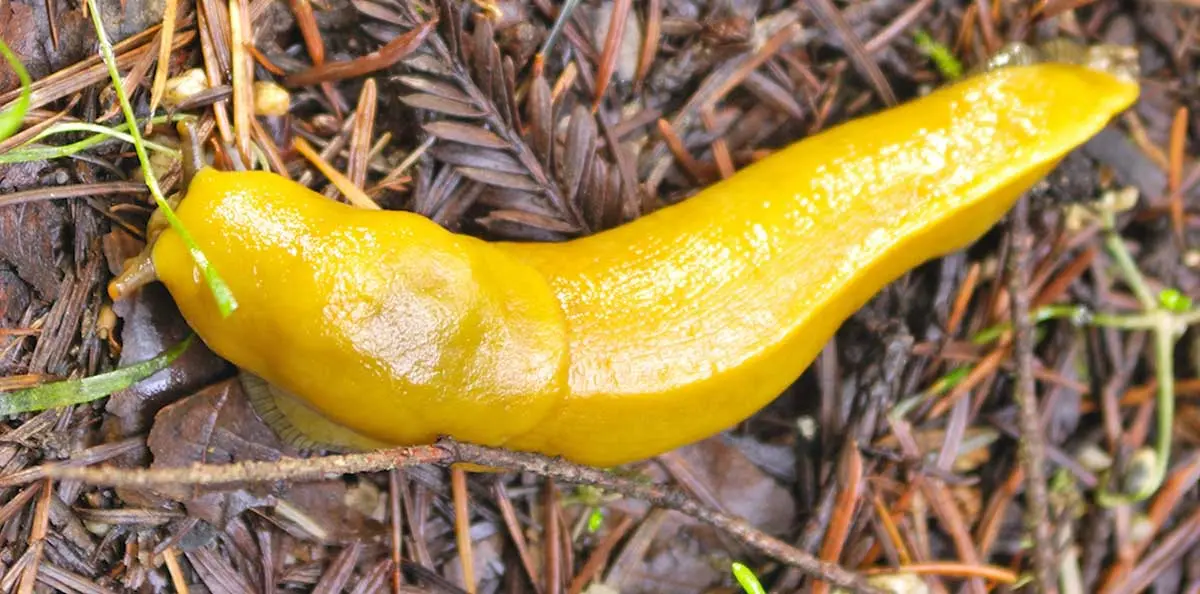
240,372 -> 391,453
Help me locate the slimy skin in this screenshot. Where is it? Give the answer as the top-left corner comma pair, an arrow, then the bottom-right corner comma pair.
142,63 -> 1138,467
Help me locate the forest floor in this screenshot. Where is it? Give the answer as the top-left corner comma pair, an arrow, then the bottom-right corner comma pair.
0,0 -> 1199,592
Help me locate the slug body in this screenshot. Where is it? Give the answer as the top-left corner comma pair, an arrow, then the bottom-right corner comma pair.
150,64 -> 1138,467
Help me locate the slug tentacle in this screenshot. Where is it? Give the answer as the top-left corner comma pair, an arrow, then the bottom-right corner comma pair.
177,121 -> 206,189
108,248 -> 159,301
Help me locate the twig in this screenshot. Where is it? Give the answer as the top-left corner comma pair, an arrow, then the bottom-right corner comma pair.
805,0 -> 896,106
451,466 -> 477,593
592,0 -> 631,111
146,0 -> 180,125
1007,196 -> 1056,590
0,181 -> 149,208
24,439 -> 884,593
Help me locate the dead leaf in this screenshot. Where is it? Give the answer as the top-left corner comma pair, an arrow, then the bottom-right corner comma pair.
874,427 -> 999,473
456,166 -> 542,192
443,532 -> 506,589
278,478 -> 387,544
424,120 -> 510,150
400,93 -> 486,118
0,0 -> 97,93
430,143 -> 525,174
394,74 -> 474,104
146,379 -> 288,527
0,264 -> 31,328
103,281 -> 233,439
145,378 -> 382,543
670,438 -> 796,533
476,209 -> 579,235
598,438 -> 796,594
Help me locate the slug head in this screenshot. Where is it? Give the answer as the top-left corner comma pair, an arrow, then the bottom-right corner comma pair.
114,150 -> 569,450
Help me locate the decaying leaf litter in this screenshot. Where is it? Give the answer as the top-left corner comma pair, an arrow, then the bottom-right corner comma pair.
0,0 -> 1198,592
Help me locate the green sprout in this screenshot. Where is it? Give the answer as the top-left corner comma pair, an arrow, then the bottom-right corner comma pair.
731,562 -> 766,594
914,30 -> 963,80
1158,288 -> 1193,313
586,507 -> 604,533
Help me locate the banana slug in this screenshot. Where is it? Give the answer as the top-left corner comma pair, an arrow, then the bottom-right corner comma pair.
112,61 -> 1138,468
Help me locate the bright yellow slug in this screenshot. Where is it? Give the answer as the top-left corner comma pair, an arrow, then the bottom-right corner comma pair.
114,61 -> 1138,468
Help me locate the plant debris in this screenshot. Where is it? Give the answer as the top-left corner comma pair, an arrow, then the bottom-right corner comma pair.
1,0 -> 1199,592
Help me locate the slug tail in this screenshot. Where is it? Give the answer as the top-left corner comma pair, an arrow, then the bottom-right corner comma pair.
501,62 -> 1140,468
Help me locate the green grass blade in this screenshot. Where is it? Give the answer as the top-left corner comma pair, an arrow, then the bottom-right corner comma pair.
0,120 -> 182,164
0,335 -> 194,415
0,37 -> 32,141
84,0 -> 238,317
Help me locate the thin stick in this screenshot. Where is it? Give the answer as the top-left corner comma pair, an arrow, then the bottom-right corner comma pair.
147,0 -> 179,129
293,136 -> 380,209
27,439 -> 884,593
451,466 -> 477,594
1007,196 -> 1055,590
229,0 -> 255,164
592,0 -> 631,112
